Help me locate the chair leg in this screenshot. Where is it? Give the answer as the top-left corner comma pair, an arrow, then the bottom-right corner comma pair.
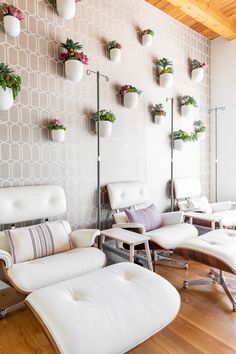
154,251 -> 188,269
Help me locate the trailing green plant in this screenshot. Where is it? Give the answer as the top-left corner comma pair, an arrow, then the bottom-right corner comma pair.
107,40 -> 122,50
194,120 -> 206,133
47,119 -> 66,130
157,58 -> 173,75
92,110 -> 116,123
152,103 -> 166,117
180,95 -> 198,107
142,29 -> 155,37
0,63 -> 21,99
172,130 -> 192,142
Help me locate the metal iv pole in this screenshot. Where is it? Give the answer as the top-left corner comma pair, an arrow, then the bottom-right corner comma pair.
166,97 -> 174,211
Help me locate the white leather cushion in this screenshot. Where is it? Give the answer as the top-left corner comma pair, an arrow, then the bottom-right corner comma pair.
0,231 -> 10,253
26,262 -> 180,354
213,210 -> 236,227
146,223 -> 198,249
188,196 -> 212,214
177,229 -> 236,272
7,247 -> 106,292
5,221 -> 72,264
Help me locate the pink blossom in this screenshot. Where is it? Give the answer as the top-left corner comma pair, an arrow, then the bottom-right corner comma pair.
60,52 -> 69,61
8,6 -> 24,20
76,52 -> 89,65
52,119 -> 62,125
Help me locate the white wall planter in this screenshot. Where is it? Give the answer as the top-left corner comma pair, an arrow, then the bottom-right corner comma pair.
65,60 -> 83,82
51,129 -> 65,142
159,73 -> 173,88
109,48 -> 121,62
3,15 -> 20,37
154,115 -> 164,124
96,121 -> 113,138
181,104 -> 193,117
174,139 -> 184,151
123,92 -> 139,109
0,87 -> 14,111
191,68 -> 204,83
197,131 -> 205,141
56,0 -> 76,19
141,34 -> 152,47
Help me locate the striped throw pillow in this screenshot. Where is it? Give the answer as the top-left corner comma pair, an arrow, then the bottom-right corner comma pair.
5,221 -> 72,264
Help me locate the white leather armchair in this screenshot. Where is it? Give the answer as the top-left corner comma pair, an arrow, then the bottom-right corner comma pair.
107,181 -> 198,268
174,177 -> 236,229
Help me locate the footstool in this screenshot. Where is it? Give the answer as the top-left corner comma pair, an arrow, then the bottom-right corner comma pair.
26,262 -> 180,354
175,229 -> 236,311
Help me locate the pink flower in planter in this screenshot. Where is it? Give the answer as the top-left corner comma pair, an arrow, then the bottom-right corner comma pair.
60,52 -> 69,61
76,52 -> 89,65
8,6 -> 24,20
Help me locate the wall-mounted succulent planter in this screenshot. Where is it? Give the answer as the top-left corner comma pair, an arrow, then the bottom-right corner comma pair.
181,104 -> 193,117
65,60 -> 83,81
0,87 -> 13,111
141,29 -> 154,47
174,139 -> 184,151
93,110 -> 116,138
152,104 -> 166,124
157,58 -> 174,88
180,96 -> 198,117
110,48 -> 121,62
51,129 -> 65,142
96,121 -> 113,138
160,73 -> 173,88
196,131 -> 205,141
123,92 -> 139,109
56,0 -> 76,19
1,5 -> 24,37
190,59 -> 206,83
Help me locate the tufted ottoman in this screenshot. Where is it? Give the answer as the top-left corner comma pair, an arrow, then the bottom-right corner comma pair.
175,229 -> 236,311
26,262 -> 180,354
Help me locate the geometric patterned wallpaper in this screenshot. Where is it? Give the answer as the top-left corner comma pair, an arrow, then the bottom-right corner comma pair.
0,0 -> 210,229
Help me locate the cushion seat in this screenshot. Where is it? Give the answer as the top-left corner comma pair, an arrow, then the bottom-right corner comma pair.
212,210 -> 236,227
26,262 -> 180,354
146,223 -> 198,249
7,247 -> 106,293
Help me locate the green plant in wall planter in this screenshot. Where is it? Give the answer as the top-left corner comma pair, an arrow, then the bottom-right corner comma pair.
119,85 -> 142,109
191,59 -> 206,83
107,40 -> 122,62
0,3 -> 24,37
92,110 -> 116,138
59,38 -> 88,82
180,95 -> 198,117
172,130 -> 193,151
152,103 -> 166,124
141,29 -> 155,47
49,0 -> 81,20
194,120 -> 206,141
48,119 -> 66,142
157,58 -> 174,88
0,63 -> 21,111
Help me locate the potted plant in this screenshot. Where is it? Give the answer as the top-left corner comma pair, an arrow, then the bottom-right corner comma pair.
119,85 -> 142,109
92,110 -> 116,138
0,3 -> 24,37
141,29 -> 154,47
48,119 -> 66,142
180,95 -> 198,117
49,0 -> 80,20
194,120 -> 206,140
191,59 -> 206,83
152,103 -> 166,124
59,38 -> 88,82
157,58 -> 174,88
0,63 -> 21,111
107,40 -> 122,62
172,130 -> 191,151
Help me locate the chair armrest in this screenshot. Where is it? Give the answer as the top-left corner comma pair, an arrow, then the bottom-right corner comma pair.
0,249 -> 13,269
112,223 -> 145,234
184,211 -> 223,222
70,229 -> 100,248
210,201 -> 232,212
161,211 -> 183,226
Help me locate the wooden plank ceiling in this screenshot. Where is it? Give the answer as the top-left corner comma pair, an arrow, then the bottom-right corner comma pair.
146,0 -> 236,40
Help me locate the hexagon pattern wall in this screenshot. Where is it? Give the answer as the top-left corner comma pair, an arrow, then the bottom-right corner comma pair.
0,0 -> 210,229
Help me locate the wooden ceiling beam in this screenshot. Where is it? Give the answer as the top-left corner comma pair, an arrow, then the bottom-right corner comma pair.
164,0 -> 236,40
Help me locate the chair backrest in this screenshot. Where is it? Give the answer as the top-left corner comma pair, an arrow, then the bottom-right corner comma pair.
107,181 -> 149,210
0,185 -> 67,225
174,177 -> 202,200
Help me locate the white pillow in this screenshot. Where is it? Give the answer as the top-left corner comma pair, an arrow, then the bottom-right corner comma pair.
188,196 -> 212,214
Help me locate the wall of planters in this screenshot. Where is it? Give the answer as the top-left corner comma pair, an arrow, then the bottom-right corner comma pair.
0,0 -> 210,229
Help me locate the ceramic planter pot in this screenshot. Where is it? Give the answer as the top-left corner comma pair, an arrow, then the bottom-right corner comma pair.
0,87 -> 14,111
123,92 -> 139,109
154,115 -> 164,124
191,68 -> 204,83
51,129 -> 65,142
159,73 -> 173,88
181,104 -> 193,117
65,60 -> 84,82
109,48 -> 121,62
96,121 -> 113,138
197,131 -> 205,141
142,34 -> 152,47
3,15 -> 20,37
56,0 -> 76,19
174,139 -> 184,151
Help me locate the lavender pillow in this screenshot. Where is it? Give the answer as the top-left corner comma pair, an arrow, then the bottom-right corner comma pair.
125,204 -> 162,232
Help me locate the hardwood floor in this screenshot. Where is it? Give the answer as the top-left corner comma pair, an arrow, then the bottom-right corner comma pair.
0,260 -> 236,354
